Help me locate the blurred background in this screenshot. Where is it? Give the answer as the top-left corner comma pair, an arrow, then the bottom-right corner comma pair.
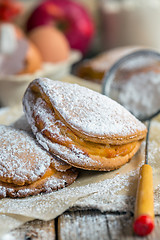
1,0 -> 160,107
17,0 -> 160,53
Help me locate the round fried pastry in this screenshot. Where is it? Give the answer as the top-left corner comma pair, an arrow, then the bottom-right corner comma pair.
54,140 -> 142,171
0,125 -> 52,186
12,115 -> 72,172
35,130 -> 142,171
0,167 -> 78,198
23,83 -> 145,171
24,78 -> 147,145
23,78 -> 147,171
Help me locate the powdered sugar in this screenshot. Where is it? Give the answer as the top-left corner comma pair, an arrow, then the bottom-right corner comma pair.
22,78 -> 147,170
12,116 -> 73,172
26,78 -> 146,140
0,123 -> 78,197
119,71 -> 160,119
23,88 -> 103,168
0,108 -> 159,235
0,125 -> 52,185
0,173 -> 71,198
0,165 -> 140,219
121,56 -> 156,71
36,132 -> 97,168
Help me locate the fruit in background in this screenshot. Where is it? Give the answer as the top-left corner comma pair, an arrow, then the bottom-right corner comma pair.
26,0 -> 94,54
0,0 -> 42,75
0,0 -> 22,22
29,25 -> 70,63
0,0 -> 24,52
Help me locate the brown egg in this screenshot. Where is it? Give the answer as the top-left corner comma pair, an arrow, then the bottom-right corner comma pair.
13,24 -> 24,39
19,41 -> 42,75
0,23 -> 42,75
28,26 -> 70,63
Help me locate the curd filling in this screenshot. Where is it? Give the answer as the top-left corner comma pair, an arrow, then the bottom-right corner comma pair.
35,113 -> 138,159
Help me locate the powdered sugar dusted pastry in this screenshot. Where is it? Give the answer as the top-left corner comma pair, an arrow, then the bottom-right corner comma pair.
0,125 -> 78,198
12,115 -> 72,172
76,46 -> 141,83
0,166 -> 77,198
23,78 -> 147,171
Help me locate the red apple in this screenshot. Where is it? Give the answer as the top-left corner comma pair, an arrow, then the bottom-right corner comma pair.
26,0 -> 94,54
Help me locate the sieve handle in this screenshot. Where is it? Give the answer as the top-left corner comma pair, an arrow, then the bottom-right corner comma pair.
133,164 -> 154,236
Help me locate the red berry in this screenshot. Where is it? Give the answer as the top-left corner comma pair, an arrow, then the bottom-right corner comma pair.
133,215 -> 154,236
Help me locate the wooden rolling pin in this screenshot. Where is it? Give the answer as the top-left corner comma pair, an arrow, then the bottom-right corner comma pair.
133,121 -> 154,236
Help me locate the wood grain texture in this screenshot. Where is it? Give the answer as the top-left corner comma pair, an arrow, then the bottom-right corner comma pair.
58,211 -> 160,240
5,219 -> 55,240
1,211 -> 160,239
58,210 -> 109,240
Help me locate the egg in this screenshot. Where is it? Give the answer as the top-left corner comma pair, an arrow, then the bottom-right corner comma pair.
12,24 -> 24,39
0,38 -> 42,75
0,22 -> 42,75
28,26 -> 70,63
19,41 -> 42,75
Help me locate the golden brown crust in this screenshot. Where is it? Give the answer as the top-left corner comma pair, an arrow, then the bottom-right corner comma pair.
0,125 -> 78,198
0,167 -> 78,198
76,46 -> 142,83
77,63 -> 104,84
55,141 -> 141,171
23,78 -> 147,172
0,125 -> 52,186
27,79 -> 147,145
54,107 -> 147,145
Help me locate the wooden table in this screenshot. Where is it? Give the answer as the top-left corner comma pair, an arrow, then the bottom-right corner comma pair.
5,211 -> 160,239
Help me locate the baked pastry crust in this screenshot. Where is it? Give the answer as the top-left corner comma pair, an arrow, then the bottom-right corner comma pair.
0,125 -> 51,186
0,125 -> 78,198
12,115 -> 72,172
0,167 -> 77,198
23,78 -> 147,171
76,46 -> 141,83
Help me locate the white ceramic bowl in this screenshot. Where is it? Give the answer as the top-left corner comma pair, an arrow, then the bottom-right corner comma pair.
0,50 -> 81,107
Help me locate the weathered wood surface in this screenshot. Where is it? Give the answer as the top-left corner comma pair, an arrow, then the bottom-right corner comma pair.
4,211 -> 160,240
9,219 -> 55,240
59,211 -> 160,240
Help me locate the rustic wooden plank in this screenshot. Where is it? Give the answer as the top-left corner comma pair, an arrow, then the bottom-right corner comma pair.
1,211 -> 160,240
117,214 -> 160,240
151,217 -> 160,240
106,213 -> 132,239
58,210 -> 109,240
58,211 -> 160,240
4,219 -> 55,240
